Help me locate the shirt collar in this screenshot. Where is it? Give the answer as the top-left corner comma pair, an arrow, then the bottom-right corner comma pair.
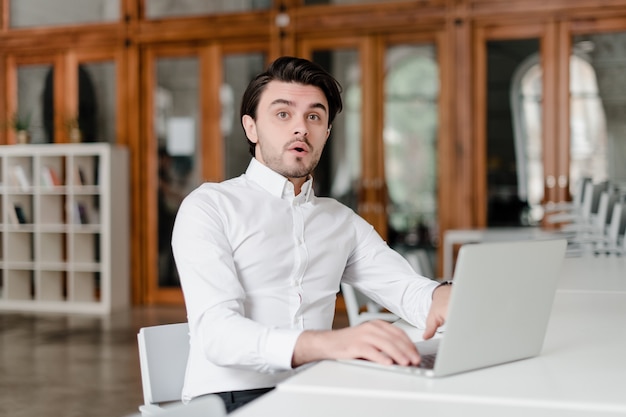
245,158 -> 314,203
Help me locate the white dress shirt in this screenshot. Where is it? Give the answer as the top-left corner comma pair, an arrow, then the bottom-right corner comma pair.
172,158 -> 438,401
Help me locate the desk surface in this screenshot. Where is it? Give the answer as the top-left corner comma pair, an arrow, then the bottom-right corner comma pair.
233,290 -> 626,416
233,389 -> 625,417
558,255 -> 626,293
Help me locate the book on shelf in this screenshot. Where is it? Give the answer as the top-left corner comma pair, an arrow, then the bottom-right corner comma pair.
11,203 -> 28,224
74,166 -> 87,186
10,165 -> 30,191
77,202 -> 89,224
71,202 -> 90,224
41,166 -> 62,187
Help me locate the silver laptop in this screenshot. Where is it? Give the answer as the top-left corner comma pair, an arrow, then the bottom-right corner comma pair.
343,238 -> 567,377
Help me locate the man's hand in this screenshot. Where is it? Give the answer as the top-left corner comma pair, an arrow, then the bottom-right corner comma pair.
292,320 -> 420,368
422,283 -> 452,340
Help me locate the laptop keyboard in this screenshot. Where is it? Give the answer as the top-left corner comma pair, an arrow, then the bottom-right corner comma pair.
419,353 -> 437,370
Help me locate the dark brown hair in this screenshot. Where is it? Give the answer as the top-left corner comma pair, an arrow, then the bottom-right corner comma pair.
240,56 -> 343,156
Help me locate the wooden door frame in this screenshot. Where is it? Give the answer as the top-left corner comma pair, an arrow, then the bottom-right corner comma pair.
139,41 -> 271,304
141,43 -> 206,304
558,14 -> 626,203
297,28 -> 450,275
472,20 -> 559,228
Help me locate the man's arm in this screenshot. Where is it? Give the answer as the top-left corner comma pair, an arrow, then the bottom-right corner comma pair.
292,320 -> 421,367
292,283 -> 452,368
422,283 -> 452,340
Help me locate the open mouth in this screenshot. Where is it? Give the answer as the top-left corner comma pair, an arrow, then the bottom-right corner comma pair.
289,141 -> 309,154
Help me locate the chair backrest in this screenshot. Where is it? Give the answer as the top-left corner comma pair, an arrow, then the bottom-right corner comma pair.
606,202 -> 623,246
340,283 -> 398,326
572,176 -> 591,210
137,322 -> 190,407
580,181 -> 596,221
592,191 -> 611,233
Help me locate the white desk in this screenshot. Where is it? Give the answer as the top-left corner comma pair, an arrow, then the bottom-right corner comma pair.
558,255 -> 626,293
233,262 -> 626,417
232,389 -> 620,417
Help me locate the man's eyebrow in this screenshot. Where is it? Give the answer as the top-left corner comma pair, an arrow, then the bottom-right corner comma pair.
270,99 -> 328,113
270,98 -> 294,107
310,102 -> 328,113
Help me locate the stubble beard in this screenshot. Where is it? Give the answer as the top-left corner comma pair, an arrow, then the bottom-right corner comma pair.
259,140 -> 321,179
267,152 -> 320,179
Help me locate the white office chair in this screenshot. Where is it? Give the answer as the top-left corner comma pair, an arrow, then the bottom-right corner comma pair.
549,180 -> 596,230
545,176 -> 591,223
595,200 -> 626,256
569,189 -> 613,241
340,283 -> 399,326
340,250 -> 434,327
137,322 -> 194,416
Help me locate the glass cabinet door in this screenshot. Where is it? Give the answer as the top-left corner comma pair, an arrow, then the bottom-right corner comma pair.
76,61 -> 117,144
150,49 -> 269,301
11,55 -> 118,145
16,63 -> 54,144
222,53 -> 266,180
155,55 -> 201,288
569,32 -> 626,192
303,38 -> 441,277
485,38 -> 542,227
383,43 -> 439,277
309,49 -> 362,213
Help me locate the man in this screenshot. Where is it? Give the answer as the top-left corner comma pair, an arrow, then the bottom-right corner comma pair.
171,56 -> 451,413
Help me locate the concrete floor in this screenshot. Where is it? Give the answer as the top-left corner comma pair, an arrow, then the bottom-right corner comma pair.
0,305 -> 349,417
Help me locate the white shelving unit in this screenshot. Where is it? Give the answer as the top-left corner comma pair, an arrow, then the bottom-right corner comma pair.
0,143 -> 129,314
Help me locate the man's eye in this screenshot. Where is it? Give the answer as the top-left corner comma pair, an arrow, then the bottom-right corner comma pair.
277,112 -> 288,119
308,114 -> 321,121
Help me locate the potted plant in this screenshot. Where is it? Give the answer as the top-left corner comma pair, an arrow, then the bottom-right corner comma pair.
66,116 -> 82,143
11,112 -> 32,144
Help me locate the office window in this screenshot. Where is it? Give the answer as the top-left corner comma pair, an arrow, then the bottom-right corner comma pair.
145,0 -> 270,19
9,0 -> 119,28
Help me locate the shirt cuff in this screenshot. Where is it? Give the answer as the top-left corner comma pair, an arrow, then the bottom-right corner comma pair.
264,328 -> 304,370
411,280 -> 440,329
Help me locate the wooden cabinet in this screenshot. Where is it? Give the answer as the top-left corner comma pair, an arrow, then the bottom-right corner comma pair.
0,143 -> 129,314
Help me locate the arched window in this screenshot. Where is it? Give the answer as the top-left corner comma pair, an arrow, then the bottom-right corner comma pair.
511,50 -> 607,224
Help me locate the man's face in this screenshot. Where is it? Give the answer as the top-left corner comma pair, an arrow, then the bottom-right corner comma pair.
242,81 -> 331,181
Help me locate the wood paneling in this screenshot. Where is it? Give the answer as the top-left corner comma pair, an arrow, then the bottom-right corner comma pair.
3,0 -> 626,303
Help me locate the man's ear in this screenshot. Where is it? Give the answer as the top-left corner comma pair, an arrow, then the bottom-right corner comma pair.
242,115 -> 258,143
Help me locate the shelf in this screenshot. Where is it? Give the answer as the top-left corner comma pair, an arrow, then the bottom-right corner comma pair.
0,143 -> 129,314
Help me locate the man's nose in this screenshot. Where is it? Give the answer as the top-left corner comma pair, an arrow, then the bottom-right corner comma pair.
293,121 -> 309,137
